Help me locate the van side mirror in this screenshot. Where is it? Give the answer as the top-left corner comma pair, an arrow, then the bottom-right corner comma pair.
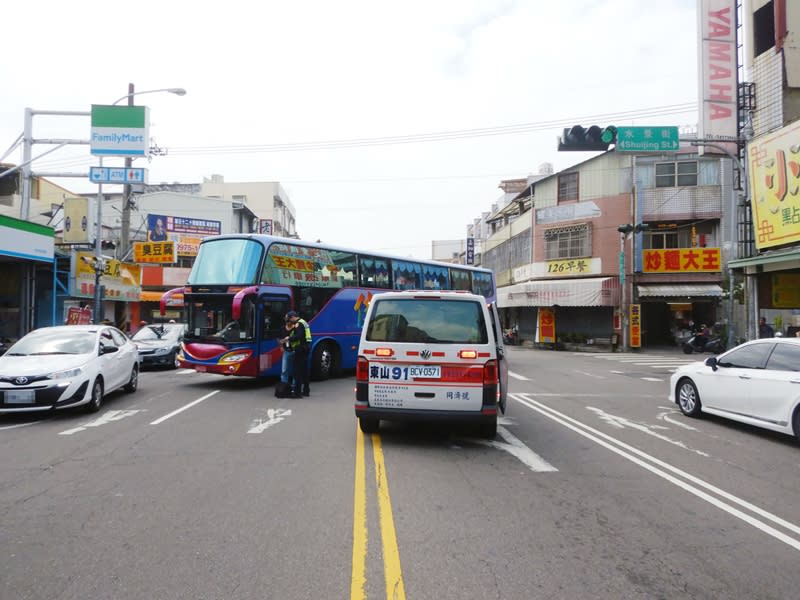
704,356 -> 717,371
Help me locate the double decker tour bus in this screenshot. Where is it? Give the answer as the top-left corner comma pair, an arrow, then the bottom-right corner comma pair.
162,235 -> 496,380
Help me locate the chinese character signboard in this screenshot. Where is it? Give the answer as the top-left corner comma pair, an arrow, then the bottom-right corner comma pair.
146,213 -> 221,257
748,119 -> 800,249
629,304 -> 641,348
73,251 -> 141,302
642,248 -> 721,272
259,219 -> 273,235
466,237 -> 474,265
264,243 -> 346,288
772,273 -> 800,308
66,306 -> 92,325
538,308 -> 556,344
132,241 -> 177,264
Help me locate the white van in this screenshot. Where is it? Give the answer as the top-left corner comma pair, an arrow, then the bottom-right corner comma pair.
354,290 -> 508,438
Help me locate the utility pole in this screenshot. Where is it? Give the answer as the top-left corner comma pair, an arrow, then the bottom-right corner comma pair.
120,82 -> 135,259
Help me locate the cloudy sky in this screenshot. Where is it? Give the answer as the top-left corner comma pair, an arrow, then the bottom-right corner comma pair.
1,0 -> 698,259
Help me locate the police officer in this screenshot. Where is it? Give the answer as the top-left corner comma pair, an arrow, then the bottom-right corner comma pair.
287,311 -> 312,397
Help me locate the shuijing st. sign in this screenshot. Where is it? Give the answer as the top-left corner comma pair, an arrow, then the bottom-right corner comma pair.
90,105 -> 150,157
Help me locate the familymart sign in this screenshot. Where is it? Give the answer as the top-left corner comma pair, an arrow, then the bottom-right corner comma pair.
90,104 -> 150,157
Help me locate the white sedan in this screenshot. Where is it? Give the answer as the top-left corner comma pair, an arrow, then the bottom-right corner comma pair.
669,337 -> 800,442
0,325 -> 139,414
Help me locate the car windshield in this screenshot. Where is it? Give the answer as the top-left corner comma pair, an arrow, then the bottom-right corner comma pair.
132,325 -> 183,342
6,329 -> 96,356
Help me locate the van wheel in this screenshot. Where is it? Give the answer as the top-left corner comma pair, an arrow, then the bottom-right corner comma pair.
359,417 -> 379,434
478,418 -> 497,439
311,342 -> 336,381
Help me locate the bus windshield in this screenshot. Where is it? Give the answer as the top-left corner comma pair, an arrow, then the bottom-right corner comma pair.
187,238 -> 263,285
185,294 -> 258,344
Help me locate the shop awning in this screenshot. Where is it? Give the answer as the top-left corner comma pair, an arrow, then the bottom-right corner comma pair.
498,277 -> 619,308
637,284 -> 723,298
140,290 -> 184,306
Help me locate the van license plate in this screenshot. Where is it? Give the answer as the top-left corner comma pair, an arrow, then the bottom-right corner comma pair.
409,365 -> 440,378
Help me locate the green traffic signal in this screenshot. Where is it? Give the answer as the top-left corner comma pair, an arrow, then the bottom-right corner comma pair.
600,126 -> 617,144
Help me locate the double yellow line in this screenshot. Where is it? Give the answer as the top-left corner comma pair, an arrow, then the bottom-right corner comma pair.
351,425 -> 406,600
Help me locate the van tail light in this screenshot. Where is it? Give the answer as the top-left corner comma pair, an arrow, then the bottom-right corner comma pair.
375,348 -> 394,357
483,359 -> 498,385
357,357 -> 369,382
458,349 -> 478,359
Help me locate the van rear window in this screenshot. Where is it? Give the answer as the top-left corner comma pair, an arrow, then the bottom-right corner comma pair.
366,299 -> 488,344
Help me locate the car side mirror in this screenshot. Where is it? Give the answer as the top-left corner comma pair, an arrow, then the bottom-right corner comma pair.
100,345 -> 119,355
704,356 -> 717,371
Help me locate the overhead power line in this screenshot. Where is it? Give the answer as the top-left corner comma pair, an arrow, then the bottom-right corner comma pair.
166,102 -> 697,156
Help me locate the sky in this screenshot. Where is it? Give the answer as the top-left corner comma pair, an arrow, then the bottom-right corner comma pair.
1,0 -> 699,260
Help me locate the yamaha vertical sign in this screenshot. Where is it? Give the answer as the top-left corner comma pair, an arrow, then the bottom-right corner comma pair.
466,237 -> 475,265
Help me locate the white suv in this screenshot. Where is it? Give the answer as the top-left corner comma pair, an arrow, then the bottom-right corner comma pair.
354,290 -> 508,437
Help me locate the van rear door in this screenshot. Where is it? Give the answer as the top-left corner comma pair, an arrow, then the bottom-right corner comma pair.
488,303 -> 508,413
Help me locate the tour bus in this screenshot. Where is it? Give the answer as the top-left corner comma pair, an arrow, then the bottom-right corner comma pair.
162,234 -> 496,380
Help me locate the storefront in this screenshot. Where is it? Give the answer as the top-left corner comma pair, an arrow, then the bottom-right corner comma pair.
636,283 -> 723,346
0,215 -> 55,340
498,277 -> 620,344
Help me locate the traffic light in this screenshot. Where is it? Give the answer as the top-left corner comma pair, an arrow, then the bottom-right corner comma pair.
558,125 -> 618,151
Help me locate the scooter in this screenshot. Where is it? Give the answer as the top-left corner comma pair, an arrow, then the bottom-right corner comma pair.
503,329 -> 518,346
682,334 -> 724,354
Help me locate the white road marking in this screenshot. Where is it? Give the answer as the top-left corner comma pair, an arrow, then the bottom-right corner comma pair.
0,421 -> 44,431
59,410 -> 141,435
657,407 -> 700,431
472,426 -> 558,472
640,377 -> 663,382
248,408 -> 292,433
150,390 -> 220,425
511,393 -> 800,552
575,370 -> 606,379
508,371 -> 529,381
177,369 -> 195,375
610,370 -> 625,374
585,406 -> 709,456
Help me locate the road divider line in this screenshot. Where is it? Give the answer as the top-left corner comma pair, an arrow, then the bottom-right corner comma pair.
351,425 -> 368,600
149,390 -> 219,425
510,393 -> 800,551
508,370 -> 529,381
371,433 -> 406,600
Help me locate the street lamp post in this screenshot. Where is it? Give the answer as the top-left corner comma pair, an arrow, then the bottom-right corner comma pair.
91,85 -> 186,324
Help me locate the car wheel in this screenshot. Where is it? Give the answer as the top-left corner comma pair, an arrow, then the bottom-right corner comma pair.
792,409 -> 800,444
359,417 -> 379,434
478,418 -> 498,439
676,378 -> 702,417
86,378 -> 104,413
311,342 -> 336,381
124,364 -> 139,393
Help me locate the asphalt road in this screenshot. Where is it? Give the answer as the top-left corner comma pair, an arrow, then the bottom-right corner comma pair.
1,348 -> 798,599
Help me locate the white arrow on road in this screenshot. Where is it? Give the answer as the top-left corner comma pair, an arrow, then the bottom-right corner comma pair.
248,408 -> 292,433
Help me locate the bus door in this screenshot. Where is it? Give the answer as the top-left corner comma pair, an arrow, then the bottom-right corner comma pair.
258,294 -> 291,347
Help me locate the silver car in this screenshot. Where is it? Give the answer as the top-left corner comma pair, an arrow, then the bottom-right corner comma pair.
132,323 -> 186,369
0,325 -> 139,414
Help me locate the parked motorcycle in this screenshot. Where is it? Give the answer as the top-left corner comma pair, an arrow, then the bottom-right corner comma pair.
503,328 -> 518,346
682,334 -> 724,354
